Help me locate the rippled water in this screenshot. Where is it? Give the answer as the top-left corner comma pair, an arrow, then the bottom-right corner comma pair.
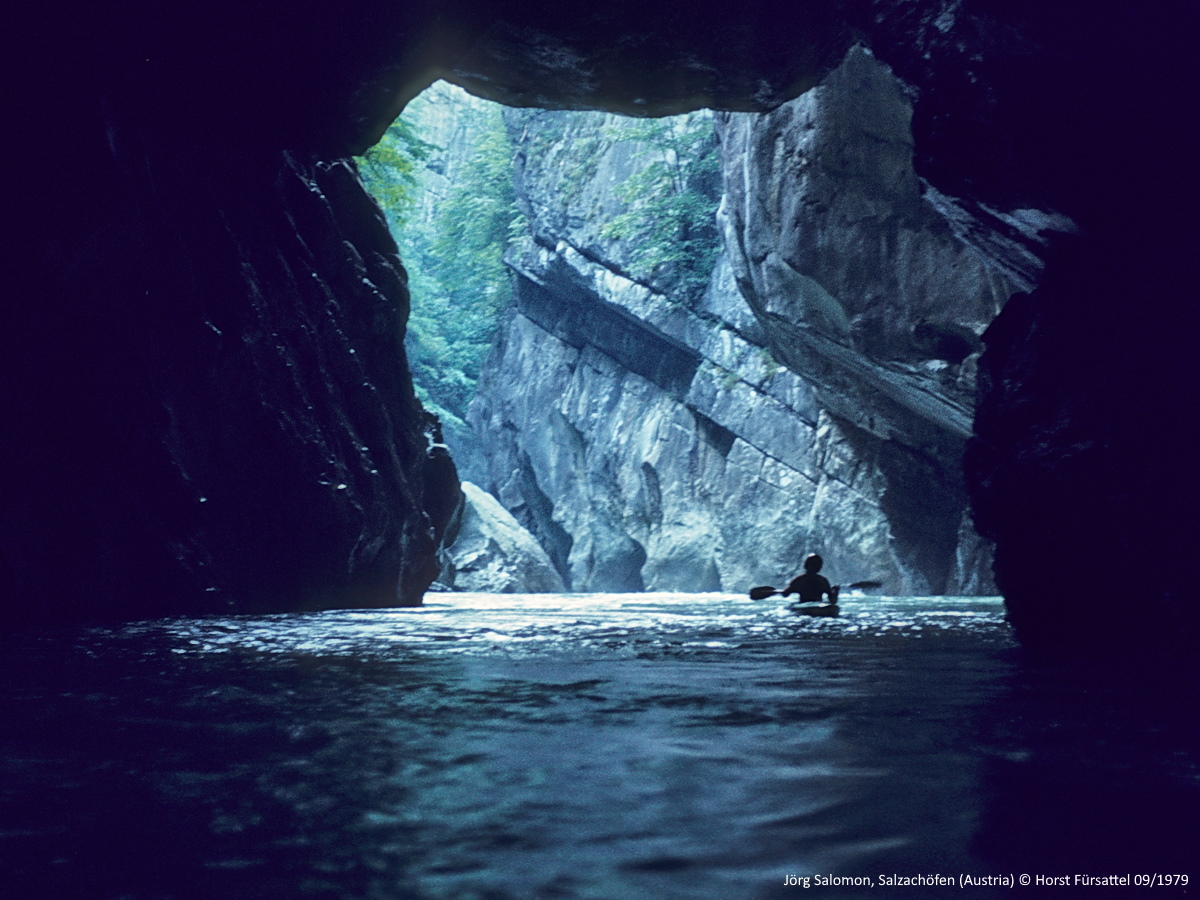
2,592 -> 1196,899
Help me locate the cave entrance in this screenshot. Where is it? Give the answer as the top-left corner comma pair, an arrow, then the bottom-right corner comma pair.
358,61 -> 1014,598
357,82 -> 719,457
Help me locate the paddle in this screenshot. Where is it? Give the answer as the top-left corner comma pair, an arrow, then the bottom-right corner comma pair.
748,580 -> 882,600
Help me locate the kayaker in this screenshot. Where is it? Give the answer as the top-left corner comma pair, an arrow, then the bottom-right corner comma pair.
782,554 -> 839,604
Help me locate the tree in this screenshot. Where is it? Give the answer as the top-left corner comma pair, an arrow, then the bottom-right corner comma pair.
355,118 -> 437,232
600,113 -> 721,302
360,90 -> 519,436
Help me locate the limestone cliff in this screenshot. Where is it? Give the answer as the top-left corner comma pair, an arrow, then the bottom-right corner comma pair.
465,47 -> 1067,594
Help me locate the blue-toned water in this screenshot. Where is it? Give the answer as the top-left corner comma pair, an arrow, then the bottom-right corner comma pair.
1,592 -> 1196,898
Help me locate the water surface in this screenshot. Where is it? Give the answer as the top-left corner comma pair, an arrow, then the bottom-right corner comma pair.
1,592 -> 1196,898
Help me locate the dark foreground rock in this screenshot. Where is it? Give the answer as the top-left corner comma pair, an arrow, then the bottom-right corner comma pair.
4,147 -> 458,622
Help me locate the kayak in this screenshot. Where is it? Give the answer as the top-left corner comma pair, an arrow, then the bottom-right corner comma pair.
790,603 -> 839,617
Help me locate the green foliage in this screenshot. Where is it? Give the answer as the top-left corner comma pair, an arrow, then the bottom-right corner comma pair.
510,109 -> 721,302
355,118 -> 437,232
361,89 -> 519,434
600,114 -> 721,302
358,86 -> 723,437
408,112 -> 518,433
426,126 -> 516,309
757,345 -> 783,380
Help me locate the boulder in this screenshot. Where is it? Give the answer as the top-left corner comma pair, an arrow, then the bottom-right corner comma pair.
440,483 -> 566,593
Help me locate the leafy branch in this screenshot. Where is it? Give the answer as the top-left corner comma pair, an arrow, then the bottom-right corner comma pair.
600,114 -> 721,302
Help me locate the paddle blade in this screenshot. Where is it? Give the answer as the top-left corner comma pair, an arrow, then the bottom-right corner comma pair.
749,586 -> 778,600
846,580 -> 883,591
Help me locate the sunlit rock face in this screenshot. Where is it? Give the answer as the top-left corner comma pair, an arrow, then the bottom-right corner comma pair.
437,482 -> 566,593
715,45 -> 1078,595
466,47 -> 1052,594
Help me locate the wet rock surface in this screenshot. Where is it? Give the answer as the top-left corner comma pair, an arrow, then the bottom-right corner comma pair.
5,146 -> 455,622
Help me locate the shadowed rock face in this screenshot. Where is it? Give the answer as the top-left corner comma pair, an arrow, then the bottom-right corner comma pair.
9,0 -> 1200,651
5,144 -> 457,621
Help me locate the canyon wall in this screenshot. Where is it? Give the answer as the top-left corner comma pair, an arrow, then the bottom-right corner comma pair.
464,47 -> 1068,595
3,143 -> 458,622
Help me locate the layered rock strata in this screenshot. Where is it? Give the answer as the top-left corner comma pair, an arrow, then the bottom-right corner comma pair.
713,46 -> 1077,594
465,48 -> 1067,594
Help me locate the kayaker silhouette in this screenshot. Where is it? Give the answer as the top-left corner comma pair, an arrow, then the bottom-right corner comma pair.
782,553 -> 839,604
749,561 -> 877,605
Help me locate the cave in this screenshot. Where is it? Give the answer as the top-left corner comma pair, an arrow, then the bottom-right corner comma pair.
8,0 -> 1200,657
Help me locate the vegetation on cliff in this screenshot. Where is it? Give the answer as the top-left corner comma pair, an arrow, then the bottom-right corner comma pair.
357,87 -> 520,435
598,114 -> 722,301
506,107 -> 722,304
356,118 -> 436,231
358,85 -> 722,437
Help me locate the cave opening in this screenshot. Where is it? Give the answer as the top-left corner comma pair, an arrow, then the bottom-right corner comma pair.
356,48 -> 1037,599
8,7 -> 1200,896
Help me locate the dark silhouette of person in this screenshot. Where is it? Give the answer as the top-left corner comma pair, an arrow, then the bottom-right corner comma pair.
782,553 -> 839,604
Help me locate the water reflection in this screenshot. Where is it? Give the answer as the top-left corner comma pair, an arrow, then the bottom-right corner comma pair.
0,593 -> 1194,898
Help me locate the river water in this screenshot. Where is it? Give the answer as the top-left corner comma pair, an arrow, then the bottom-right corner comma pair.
1,592 -> 1196,899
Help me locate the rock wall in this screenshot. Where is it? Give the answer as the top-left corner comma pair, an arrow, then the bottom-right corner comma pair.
465,47 -> 1066,594
8,0 -> 858,625
4,140 -> 458,624
715,45 -> 1076,594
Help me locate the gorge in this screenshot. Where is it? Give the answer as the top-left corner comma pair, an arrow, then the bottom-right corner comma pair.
454,46 -> 1024,597
8,1 -> 1200,655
